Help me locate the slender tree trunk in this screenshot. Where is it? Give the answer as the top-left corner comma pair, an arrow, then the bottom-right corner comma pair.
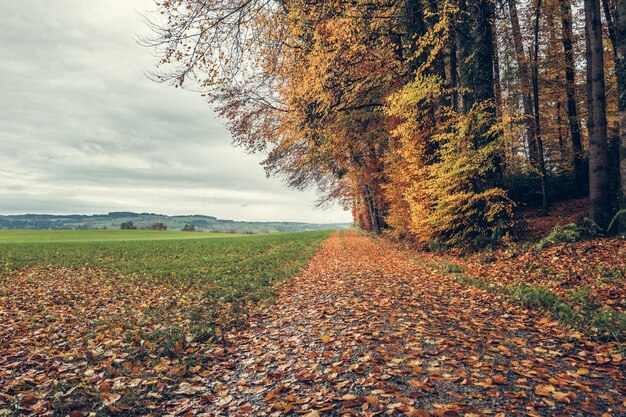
618,0 -> 626,231
449,19 -> 459,112
507,0 -> 539,169
363,186 -> 381,235
405,0 -> 427,74
492,10 -> 503,117
559,0 -> 585,190
602,0 -> 626,231
473,0 -> 496,107
532,0 -> 549,213
458,0 -> 475,113
557,102 -> 567,161
426,0 -> 445,78
458,0 -> 502,184
459,0 -> 496,108
602,0 -> 620,64
585,0 -> 612,228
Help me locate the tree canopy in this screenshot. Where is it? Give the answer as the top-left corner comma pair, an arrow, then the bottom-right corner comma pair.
146,0 -> 626,247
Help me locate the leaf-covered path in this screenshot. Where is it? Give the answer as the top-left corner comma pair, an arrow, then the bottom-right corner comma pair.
177,231 -> 624,416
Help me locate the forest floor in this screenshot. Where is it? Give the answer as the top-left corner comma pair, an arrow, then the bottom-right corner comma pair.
163,228 -> 625,417
418,199 -> 626,338
2,203 -> 624,416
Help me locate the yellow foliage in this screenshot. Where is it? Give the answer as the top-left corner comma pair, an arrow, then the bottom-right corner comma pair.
385,76 -> 514,247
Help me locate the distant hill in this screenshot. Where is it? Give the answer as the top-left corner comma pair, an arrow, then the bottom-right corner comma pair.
0,212 -> 351,233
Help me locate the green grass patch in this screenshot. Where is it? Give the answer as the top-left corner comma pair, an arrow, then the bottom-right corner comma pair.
0,229 -> 243,243
438,262 -> 464,274
0,230 -> 330,286
508,283 -> 625,342
453,275 -> 495,292
596,265 -> 625,284
510,284 -> 559,308
453,275 -> 626,343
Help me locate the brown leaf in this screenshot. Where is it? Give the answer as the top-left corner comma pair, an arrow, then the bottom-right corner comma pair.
535,384 -> 556,397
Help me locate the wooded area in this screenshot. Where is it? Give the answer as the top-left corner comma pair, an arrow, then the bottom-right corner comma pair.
146,0 -> 626,248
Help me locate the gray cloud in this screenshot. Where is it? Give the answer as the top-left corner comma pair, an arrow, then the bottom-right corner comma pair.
0,1 -> 350,223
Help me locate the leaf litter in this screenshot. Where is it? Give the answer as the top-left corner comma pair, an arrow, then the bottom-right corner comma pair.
1,231 -> 625,416
168,231 -> 624,416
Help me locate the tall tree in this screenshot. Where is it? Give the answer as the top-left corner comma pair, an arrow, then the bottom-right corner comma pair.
470,0 -> 497,108
405,0 -> 427,73
602,0 -> 626,230
457,0 -> 497,113
558,0 -> 586,189
492,8 -> 503,117
585,0 -> 611,228
147,0 -> 625,244
617,0 -> 626,230
448,18 -> 460,112
556,102 -> 567,162
507,0 -> 539,169
532,0 -> 549,213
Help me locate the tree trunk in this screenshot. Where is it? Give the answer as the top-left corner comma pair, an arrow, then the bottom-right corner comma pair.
602,0 -> 626,231
472,0 -> 496,107
457,0 -> 502,185
557,102 -> 567,162
363,186 -> 381,235
405,0 -> 427,74
492,10 -> 502,118
458,0 -> 474,113
532,0 -> 549,213
507,0 -> 539,169
449,19 -> 459,112
426,0 -> 446,78
585,0 -> 612,228
459,0 -> 496,108
559,0 -> 585,190
618,0 -> 626,231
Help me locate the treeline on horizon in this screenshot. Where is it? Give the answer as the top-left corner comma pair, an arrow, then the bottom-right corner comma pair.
0,213 -> 349,232
145,0 -> 625,248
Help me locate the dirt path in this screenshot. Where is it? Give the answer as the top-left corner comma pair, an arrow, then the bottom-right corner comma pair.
172,231 -> 624,416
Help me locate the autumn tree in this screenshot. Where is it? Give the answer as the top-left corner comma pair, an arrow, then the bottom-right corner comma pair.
616,0 -> 626,230
602,0 -> 626,230
531,0 -> 549,212
584,0 -> 611,227
559,0 -> 586,188
507,0 -> 540,169
147,0 -> 626,243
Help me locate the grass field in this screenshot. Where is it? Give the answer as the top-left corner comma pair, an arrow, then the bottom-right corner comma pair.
0,230 -> 331,415
0,229 -> 243,243
0,231 -> 329,282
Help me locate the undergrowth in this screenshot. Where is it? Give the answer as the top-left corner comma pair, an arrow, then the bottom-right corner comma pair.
454,276 -> 626,343
438,252 -> 625,343
535,217 -> 603,250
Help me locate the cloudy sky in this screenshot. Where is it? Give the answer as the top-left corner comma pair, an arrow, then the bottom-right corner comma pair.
0,1 -> 351,223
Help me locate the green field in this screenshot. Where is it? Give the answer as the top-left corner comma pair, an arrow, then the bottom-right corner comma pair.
0,229 -> 333,338
0,230 -> 330,283
0,230 -> 331,414
0,229 -> 243,243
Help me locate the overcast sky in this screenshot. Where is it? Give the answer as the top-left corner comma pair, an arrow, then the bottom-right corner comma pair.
0,1 -> 351,223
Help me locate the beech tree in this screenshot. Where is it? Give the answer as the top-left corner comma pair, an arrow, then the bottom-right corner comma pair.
584,0 -> 611,228
602,0 -> 626,230
507,0 -> 539,169
147,0 -> 626,245
559,0 -> 585,188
